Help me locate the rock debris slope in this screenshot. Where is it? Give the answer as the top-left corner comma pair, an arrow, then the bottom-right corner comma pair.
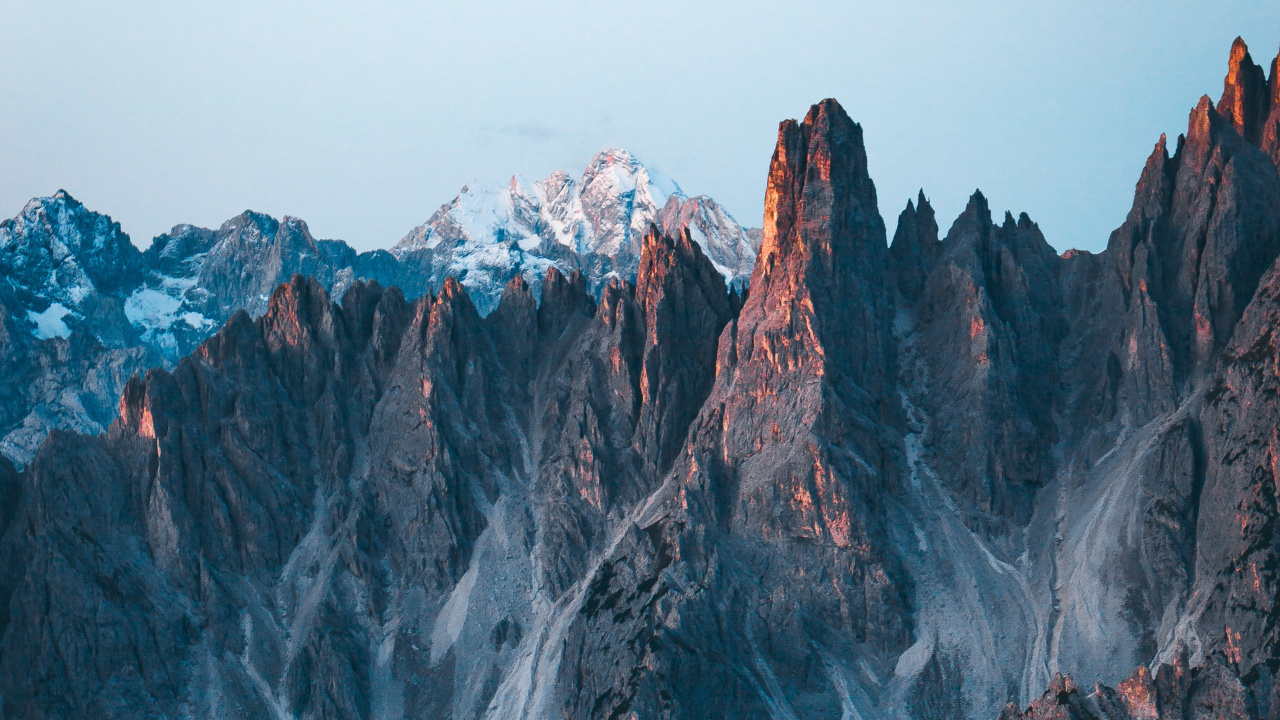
0,152 -> 756,466
5,35 -> 1280,720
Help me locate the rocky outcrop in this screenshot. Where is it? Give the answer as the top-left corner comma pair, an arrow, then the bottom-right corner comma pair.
998,650 -> 1274,720
1216,37 -> 1280,170
1265,46 -> 1280,167
657,194 -> 758,290
1197,256 -> 1280,681
0,190 -> 146,310
0,215 -> 748,718
633,226 -> 735,476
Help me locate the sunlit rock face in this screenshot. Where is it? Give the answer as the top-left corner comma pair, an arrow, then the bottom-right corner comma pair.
7,36 -> 1280,720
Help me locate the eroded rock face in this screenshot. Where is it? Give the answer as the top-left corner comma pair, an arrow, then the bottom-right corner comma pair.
1198,259 -> 1280,678
1264,51 -> 1280,167
8,36 -> 1280,720
989,36 -> 1280,720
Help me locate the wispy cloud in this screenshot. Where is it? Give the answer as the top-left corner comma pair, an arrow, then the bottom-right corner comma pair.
491,123 -> 566,143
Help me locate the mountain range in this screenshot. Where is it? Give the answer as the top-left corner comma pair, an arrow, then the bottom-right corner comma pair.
2,35 -> 1280,720
0,148 -> 758,466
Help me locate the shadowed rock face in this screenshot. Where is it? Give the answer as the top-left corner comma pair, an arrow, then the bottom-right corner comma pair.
890,190 -> 942,304
909,192 -> 1064,530
8,37 -> 1280,720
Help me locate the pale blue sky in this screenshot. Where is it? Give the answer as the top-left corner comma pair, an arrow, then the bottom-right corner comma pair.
2,1 -> 1277,253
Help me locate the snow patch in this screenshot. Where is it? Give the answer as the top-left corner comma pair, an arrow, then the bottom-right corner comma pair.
125,287 -> 183,331
26,303 -> 72,339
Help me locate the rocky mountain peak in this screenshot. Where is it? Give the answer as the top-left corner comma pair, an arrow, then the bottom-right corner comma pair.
744,98 -> 898,426
437,274 -> 465,302
143,224 -> 218,274
720,93 -> 898,528
1096,89 -> 1280,405
635,224 -> 725,320
949,189 -> 994,238
1179,93 -> 1280,372
889,189 -> 940,302
389,148 -> 753,314
536,266 -> 593,339
1218,37 -> 1272,145
218,211 -> 324,255
0,189 -> 145,306
909,183 -> 1063,528
656,194 -> 757,286
261,274 -> 334,354
0,157 -> 754,468
494,273 -> 534,312
629,225 -> 734,475
484,274 -> 538,386
1145,131 -> 1179,193
758,98 -> 886,299
1264,44 -> 1280,167
1271,42 -> 1280,105
611,97 -> 914,709
577,147 -> 681,259
1187,94 -> 1229,160
221,209 -> 281,237
580,148 -> 679,198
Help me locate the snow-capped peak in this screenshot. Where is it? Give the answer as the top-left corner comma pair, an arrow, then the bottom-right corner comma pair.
575,148 -> 684,258
9,190 -> 126,260
397,148 -> 690,258
390,149 -> 754,302
581,148 -> 683,205
0,189 -> 144,326
395,180 -> 543,254
219,210 -> 282,238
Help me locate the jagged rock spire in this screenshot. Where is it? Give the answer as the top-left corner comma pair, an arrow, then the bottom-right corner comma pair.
889,189 -> 940,302
758,98 -> 886,294
1264,41 -> 1280,166
634,224 -> 732,475
1272,42 -> 1280,106
1218,37 -> 1272,145
752,97 -> 894,405
18,39 -> 1280,720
